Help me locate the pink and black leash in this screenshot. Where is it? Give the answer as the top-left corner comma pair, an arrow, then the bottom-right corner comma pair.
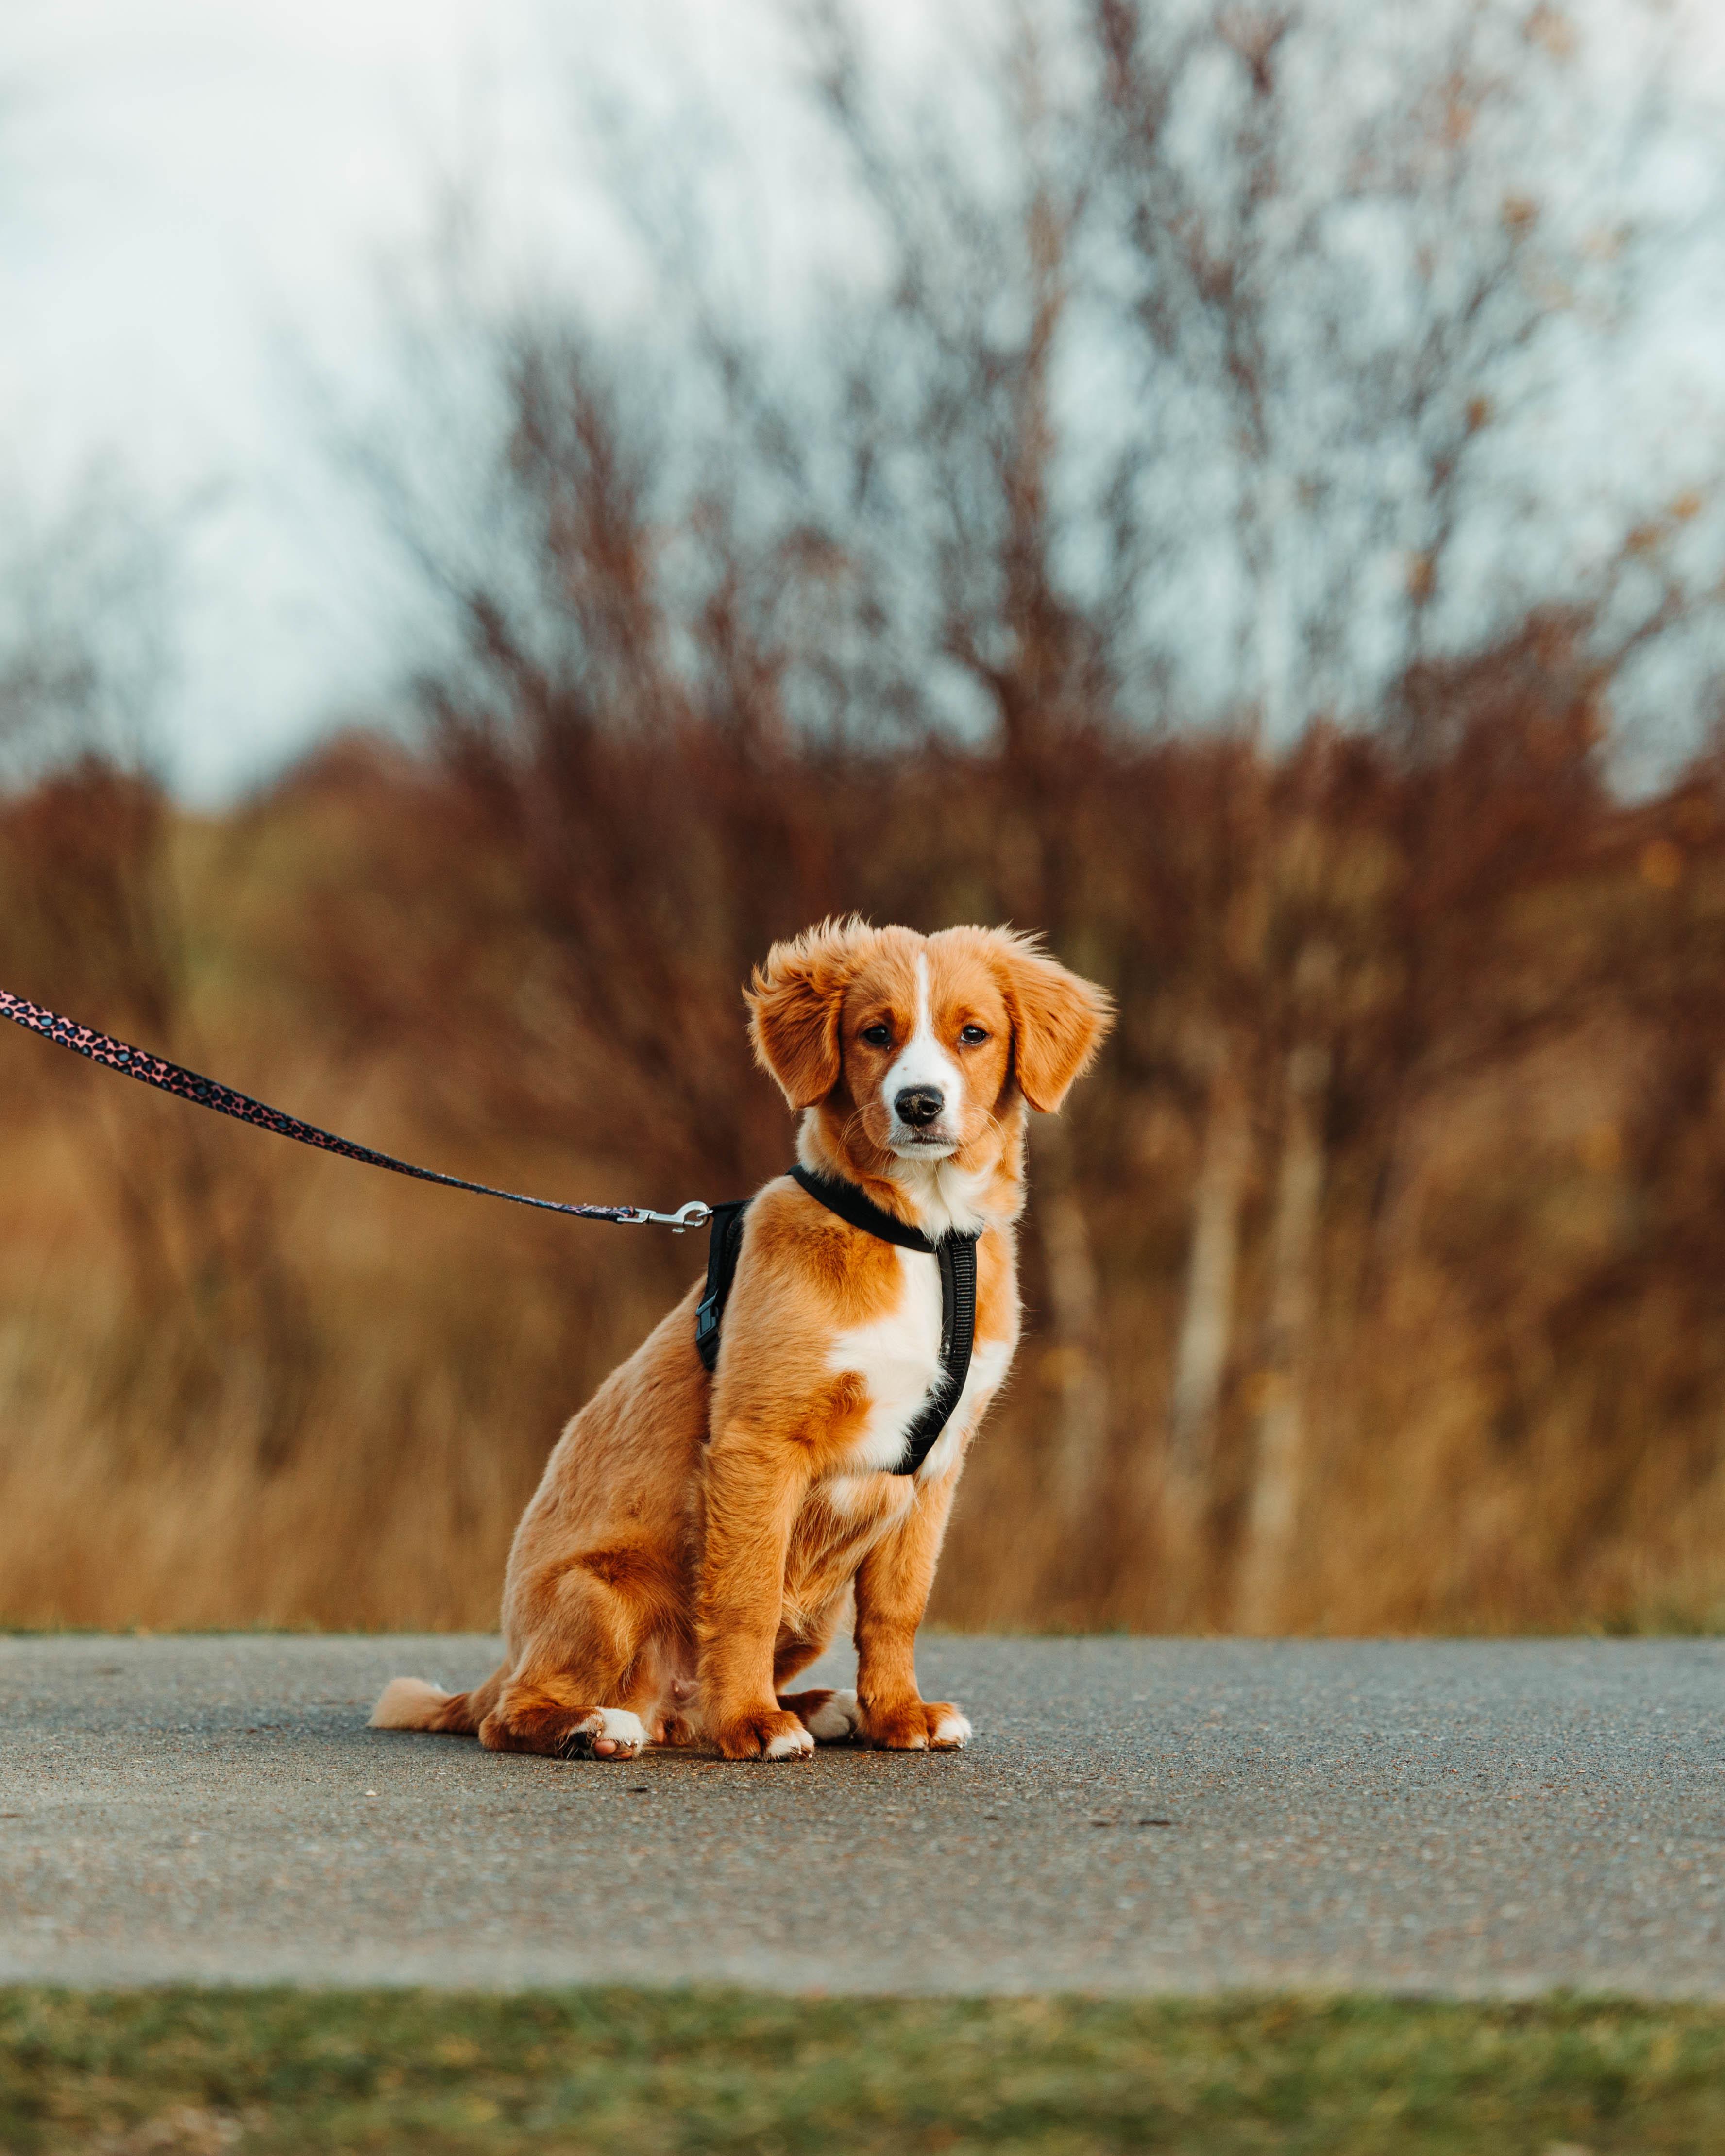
0,988 -> 712,1232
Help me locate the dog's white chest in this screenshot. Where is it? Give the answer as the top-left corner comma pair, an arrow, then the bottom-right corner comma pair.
827,1246 -> 1011,1477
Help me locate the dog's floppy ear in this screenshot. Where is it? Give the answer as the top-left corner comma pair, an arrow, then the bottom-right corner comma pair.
747,917 -> 875,1110
994,933 -> 1114,1113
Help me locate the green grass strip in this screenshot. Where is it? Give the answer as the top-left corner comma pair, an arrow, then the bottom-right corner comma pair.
3,1987 -> 1725,2153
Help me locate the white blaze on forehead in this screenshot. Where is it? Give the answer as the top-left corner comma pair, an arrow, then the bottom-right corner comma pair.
883,952 -> 964,1121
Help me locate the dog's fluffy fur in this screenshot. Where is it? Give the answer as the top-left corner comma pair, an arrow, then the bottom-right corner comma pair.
371,920 -> 1111,1761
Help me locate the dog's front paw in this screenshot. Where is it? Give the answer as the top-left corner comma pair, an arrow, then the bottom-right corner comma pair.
779,1687 -> 863,1744
711,1707 -> 816,1761
860,1699 -> 971,1752
558,1708 -> 646,1761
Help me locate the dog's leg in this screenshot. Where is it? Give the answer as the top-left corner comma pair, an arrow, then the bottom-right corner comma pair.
698,1429 -> 818,1761
478,1673 -> 647,1762
851,1478 -> 971,1751
480,1553 -> 669,1761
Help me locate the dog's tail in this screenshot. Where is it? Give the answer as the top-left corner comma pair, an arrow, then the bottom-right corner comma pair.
368,1663 -> 504,1736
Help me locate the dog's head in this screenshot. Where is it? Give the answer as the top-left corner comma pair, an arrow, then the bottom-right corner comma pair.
747,920 -> 1112,1170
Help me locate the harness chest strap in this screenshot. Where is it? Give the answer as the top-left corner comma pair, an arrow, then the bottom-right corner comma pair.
694,1166 -> 980,1477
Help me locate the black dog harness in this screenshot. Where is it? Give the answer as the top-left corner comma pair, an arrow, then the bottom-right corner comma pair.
695,1165 -> 980,1477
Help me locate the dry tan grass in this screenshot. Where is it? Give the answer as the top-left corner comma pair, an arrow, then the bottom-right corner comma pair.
6,1061 -> 1724,1638
5,741 -> 1725,1638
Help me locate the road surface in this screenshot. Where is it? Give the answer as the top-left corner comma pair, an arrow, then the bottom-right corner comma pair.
1,1633 -> 1722,1994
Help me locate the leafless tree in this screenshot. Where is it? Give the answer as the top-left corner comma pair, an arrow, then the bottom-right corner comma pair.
331,0 -> 1725,1618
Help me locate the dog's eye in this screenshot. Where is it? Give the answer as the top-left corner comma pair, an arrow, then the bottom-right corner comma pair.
860,1023 -> 892,1047
958,1025 -> 990,1046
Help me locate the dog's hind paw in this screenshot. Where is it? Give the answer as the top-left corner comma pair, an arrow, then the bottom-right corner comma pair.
780,1687 -> 863,1743
558,1708 -> 646,1761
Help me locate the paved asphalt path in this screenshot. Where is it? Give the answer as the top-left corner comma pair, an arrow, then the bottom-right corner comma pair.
2,1634 -> 1723,1994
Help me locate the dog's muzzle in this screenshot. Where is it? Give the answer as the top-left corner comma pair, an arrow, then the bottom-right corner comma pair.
890,1084 -> 957,1152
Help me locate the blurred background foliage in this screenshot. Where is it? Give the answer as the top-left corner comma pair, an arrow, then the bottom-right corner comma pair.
3,0 -> 1725,1633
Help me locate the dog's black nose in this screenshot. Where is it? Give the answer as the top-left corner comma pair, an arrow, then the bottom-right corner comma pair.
895,1086 -> 945,1128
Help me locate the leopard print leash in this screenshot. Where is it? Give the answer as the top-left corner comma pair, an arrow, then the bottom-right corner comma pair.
0,988 -> 711,1231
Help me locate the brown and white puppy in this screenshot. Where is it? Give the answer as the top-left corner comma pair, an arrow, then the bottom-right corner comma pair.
371,920 -> 1111,1762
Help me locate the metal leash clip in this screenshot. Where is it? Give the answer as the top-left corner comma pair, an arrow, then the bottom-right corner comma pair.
624,1200 -> 713,1233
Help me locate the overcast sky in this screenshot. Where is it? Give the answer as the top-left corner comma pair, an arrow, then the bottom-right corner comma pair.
3,0 -> 1723,800
2,0 -> 845,798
